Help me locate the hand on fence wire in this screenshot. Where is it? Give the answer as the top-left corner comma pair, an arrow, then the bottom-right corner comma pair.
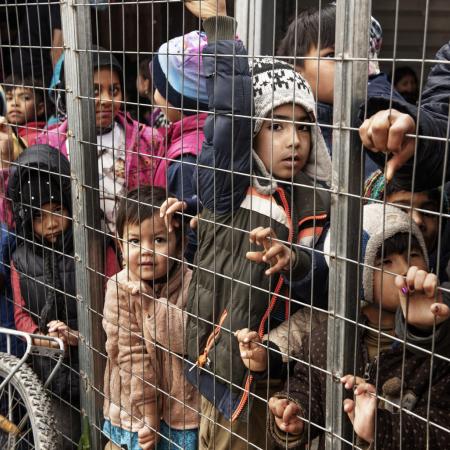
235,328 -> 267,372
160,197 -> 186,232
246,227 -> 296,276
268,397 -> 304,435
138,423 -> 158,450
359,109 -> 416,181
120,280 -> 152,296
184,0 -> 227,19
47,320 -> 79,347
395,267 -> 450,329
341,375 -> 376,444
0,117 -> 14,170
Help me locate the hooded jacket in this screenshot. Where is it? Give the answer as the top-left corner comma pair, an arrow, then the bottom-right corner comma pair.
8,145 -> 79,402
185,16 -> 331,423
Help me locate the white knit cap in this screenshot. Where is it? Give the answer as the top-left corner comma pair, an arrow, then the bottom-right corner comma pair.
250,57 -> 331,185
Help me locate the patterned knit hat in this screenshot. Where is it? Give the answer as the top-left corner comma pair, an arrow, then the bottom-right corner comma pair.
251,57 -> 331,184
152,31 -> 209,114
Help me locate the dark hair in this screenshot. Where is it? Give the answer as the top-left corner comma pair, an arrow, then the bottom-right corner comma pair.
116,186 -> 183,244
276,4 -> 336,67
3,74 -> 46,109
385,182 -> 441,209
376,232 -> 423,260
390,66 -> 418,87
138,58 -> 152,81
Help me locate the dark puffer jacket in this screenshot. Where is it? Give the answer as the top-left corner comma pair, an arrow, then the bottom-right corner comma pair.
185,17 -> 330,423
8,145 -> 79,403
268,302 -> 450,450
361,41 -> 450,191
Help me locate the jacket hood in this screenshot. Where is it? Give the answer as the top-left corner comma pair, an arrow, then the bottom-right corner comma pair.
8,145 -> 72,247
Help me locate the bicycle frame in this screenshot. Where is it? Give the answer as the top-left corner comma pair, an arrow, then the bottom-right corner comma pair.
0,327 -> 65,391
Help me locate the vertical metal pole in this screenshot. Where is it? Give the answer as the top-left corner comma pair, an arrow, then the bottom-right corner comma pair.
326,0 -> 370,449
60,0 -> 104,447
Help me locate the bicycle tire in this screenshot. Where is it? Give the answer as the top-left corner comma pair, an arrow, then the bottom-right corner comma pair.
0,352 -> 59,450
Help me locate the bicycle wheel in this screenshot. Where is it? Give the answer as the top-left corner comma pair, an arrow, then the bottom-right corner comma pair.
0,352 -> 59,449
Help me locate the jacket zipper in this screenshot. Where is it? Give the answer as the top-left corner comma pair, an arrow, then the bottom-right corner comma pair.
232,187 -> 294,422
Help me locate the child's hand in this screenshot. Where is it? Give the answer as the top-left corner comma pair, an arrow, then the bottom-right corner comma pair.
268,396 -> 303,435
47,320 -> 79,347
184,0 -> 227,20
395,267 -> 450,330
160,197 -> 186,232
341,375 -> 376,444
0,117 -> 14,169
138,425 -> 157,450
246,227 -> 296,276
359,109 -> 416,181
120,280 -> 152,296
235,328 -> 267,372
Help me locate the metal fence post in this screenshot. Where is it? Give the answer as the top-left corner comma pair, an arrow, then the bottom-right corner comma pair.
326,0 -> 370,448
60,1 -> 105,447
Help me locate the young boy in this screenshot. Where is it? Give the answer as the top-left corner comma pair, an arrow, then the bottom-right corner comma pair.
4,75 -> 47,146
181,1 -> 331,448
262,204 -> 450,449
277,4 -> 382,177
365,170 -> 450,282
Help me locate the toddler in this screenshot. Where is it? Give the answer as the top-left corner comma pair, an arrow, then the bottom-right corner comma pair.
262,204 -> 450,449
102,186 -> 198,450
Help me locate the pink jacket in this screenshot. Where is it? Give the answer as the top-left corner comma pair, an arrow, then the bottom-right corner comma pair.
102,263 -> 198,433
35,111 -> 164,191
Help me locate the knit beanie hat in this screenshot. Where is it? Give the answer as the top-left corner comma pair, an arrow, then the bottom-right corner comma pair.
251,57 -> 332,184
92,46 -> 124,92
361,203 -> 428,303
152,31 -> 209,115
324,203 -> 428,304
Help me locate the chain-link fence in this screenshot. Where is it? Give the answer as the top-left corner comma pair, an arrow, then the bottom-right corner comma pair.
0,0 -> 449,449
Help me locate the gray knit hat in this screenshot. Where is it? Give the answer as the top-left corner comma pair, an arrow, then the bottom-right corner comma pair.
324,203 -> 429,304
251,57 -> 331,184
361,203 -> 429,303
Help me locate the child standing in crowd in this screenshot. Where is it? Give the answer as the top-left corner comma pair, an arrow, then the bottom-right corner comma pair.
150,30 -> 210,262
179,1 -> 331,448
265,204 -> 450,449
9,146 -> 78,449
4,75 -> 47,147
277,3 -> 383,176
102,186 -> 198,450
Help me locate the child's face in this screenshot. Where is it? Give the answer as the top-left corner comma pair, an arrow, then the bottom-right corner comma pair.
386,190 -> 439,252
254,104 -> 311,180
395,74 -> 417,96
373,249 -> 427,312
5,87 -> 44,126
136,74 -> 151,98
120,215 -> 178,281
32,202 -> 71,243
94,68 -> 123,129
297,46 -> 335,105
153,88 -> 182,123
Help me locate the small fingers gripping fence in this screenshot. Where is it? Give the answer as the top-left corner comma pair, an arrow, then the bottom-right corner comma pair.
1,0 -> 450,449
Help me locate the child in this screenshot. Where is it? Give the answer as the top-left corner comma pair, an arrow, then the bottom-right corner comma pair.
4,75 -> 47,146
263,204 -> 450,449
102,186 -> 198,450
136,58 -> 167,128
277,4 -> 382,177
365,169 -> 450,282
180,1 -> 331,448
9,145 -> 80,449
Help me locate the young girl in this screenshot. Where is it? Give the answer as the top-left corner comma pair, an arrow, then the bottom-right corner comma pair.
8,145 -> 118,449
102,186 -> 198,450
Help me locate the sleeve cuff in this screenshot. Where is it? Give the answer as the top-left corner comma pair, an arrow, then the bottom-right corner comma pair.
203,16 -> 237,43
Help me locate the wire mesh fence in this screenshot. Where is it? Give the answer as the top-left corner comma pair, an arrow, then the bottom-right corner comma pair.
0,0 -> 449,449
